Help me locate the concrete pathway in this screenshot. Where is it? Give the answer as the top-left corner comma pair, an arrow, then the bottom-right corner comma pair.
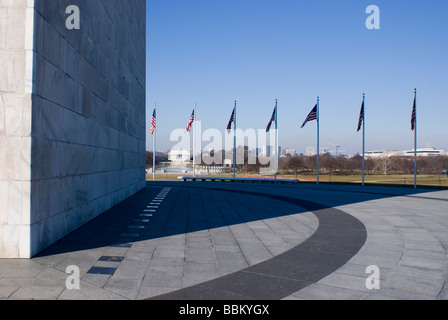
0,181 -> 447,300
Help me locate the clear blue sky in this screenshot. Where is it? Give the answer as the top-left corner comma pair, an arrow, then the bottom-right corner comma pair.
146,0 -> 448,155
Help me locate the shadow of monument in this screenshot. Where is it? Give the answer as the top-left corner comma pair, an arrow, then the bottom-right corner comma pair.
35,181 -> 446,258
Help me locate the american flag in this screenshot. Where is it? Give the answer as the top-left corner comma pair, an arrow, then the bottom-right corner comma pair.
411,96 -> 416,131
186,109 -> 195,132
227,108 -> 235,134
301,105 -> 318,128
266,107 -> 277,132
357,101 -> 364,132
150,109 -> 156,135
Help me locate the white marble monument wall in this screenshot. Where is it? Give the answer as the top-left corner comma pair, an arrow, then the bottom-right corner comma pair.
0,0 -> 146,258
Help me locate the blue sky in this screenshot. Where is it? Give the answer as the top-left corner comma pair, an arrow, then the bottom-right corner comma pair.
146,0 -> 448,155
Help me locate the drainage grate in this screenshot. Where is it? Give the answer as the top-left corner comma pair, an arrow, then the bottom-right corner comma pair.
111,243 -> 132,248
98,256 -> 124,262
87,266 -> 117,275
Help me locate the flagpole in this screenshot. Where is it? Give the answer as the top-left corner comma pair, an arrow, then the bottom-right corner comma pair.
275,99 -> 278,180
193,102 -> 197,177
414,89 -> 417,189
362,94 -> 365,187
317,96 -> 320,185
152,102 -> 156,181
233,100 -> 237,179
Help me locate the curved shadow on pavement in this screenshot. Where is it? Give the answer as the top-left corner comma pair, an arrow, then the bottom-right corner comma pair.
36,185 -> 319,257
35,181 -> 445,258
149,189 -> 367,300
34,181 -> 446,300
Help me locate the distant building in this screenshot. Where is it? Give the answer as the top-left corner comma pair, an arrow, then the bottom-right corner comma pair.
365,150 -> 401,158
403,148 -> 448,157
305,147 -> 316,156
261,145 -> 271,157
365,148 -> 447,158
282,148 -> 296,157
260,145 -> 281,157
224,159 -> 232,167
168,149 -> 191,164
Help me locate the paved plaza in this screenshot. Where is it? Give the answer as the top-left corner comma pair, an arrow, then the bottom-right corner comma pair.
0,181 -> 447,300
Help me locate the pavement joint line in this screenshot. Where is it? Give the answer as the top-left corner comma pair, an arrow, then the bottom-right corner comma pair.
99,256 -> 125,262
120,233 -> 140,238
8,183 -> 447,300
149,185 -> 367,300
111,243 -> 133,248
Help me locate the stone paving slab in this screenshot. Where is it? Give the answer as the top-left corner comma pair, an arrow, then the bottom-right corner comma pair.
0,181 -> 447,300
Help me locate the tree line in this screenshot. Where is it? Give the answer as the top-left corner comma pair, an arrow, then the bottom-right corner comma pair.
146,149 -> 448,176
146,151 -> 167,167
281,154 -> 448,176
201,149 -> 448,176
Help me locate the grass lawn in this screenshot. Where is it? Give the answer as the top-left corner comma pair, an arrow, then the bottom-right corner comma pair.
147,172 -> 448,189
298,174 -> 448,188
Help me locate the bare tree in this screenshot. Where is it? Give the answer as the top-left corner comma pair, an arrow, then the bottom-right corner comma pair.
146,151 -> 167,168
303,155 -> 317,174
286,156 -> 304,178
373,156 -> 393,175
348,154 -> 362,174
